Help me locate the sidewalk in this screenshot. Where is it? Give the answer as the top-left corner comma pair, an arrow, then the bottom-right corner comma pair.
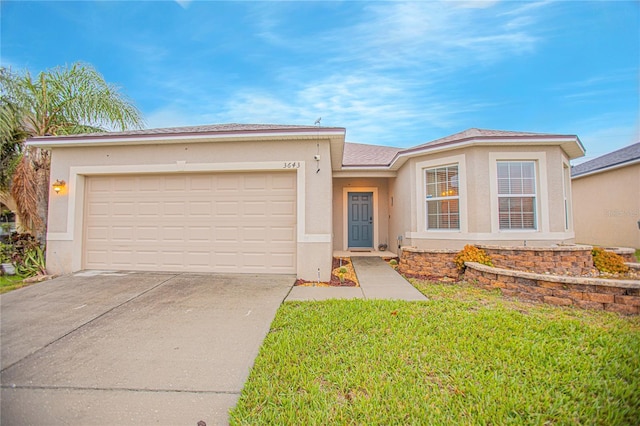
285,257 -> 427,301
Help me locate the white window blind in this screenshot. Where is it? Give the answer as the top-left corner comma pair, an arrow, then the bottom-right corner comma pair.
425,165 -> 459,230
497,161 -> 536,230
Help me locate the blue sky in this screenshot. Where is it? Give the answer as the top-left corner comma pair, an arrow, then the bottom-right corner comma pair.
1,1 -> 638,162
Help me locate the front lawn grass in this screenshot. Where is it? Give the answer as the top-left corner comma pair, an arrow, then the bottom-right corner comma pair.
0,274 -> 29,294
230,281 -> 640,425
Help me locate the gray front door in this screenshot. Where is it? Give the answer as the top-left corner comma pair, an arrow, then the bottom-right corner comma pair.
348,192 -> 373,248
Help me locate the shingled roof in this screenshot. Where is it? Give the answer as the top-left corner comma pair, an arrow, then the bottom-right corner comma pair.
342,142 -> 402,166
29,123 -> 343,140
342,128 -> 584,167
572,142 -> 640,178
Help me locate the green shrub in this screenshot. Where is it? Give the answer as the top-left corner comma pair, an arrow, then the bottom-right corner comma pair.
0,242 -> 12,264
389,259 -> 398,266
454,245 -> 493,270
592,247 -> 629,274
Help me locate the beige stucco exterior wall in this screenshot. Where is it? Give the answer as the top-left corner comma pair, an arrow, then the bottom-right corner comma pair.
572,164 -> 640,249
45,137 -> 334,281
332,177 -> 390,252
391,145 -> 575,250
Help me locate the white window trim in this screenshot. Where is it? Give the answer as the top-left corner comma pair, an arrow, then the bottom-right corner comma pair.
562,159 -> 573,231
342,187 -> 379,250
414,154 -> 467,238
425,165 -> 461,231
489,152 -> 549,234
496,161 -> 537,230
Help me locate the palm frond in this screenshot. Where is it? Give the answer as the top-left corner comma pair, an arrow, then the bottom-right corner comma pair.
10,154 -> 43,233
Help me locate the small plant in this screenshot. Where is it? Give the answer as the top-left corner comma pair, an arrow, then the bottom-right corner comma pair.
389,259 -> 398,266
592,247 -> 629,274
15,245 -> 46,277
454,245 -> 493,271
338,266 -> 348,283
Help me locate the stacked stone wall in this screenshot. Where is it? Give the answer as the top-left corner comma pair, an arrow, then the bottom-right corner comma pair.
605,247 -> 637,263
464,262 -> 640,315
477,245 -> 593,276
399,247 -> 459,279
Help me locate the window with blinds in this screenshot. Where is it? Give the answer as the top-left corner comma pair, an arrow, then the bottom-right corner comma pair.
497,161 -> 537,230
425,165 -> 459,230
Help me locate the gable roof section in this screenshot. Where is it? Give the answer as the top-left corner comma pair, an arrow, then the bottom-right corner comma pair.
342,142 -> 402,167
571,142 -> 640,178
407,128 -> 544,150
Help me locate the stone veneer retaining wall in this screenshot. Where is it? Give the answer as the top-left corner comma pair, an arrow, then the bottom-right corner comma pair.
399,247 -> 459,279
476,245 -> 594,276
464,262 -> 640,315
606,247 -> 637,263
398,244 -> 596,279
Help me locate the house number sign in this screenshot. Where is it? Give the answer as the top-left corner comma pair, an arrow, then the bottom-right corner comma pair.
283,162 -> 301,169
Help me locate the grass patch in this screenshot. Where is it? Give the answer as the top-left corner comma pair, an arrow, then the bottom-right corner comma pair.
230,281 -> 640,425
635,249 -> 639,262
0,274 -> 29,294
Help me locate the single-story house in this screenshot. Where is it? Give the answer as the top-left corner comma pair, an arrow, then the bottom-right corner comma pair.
28,124 -> 585,281
572,142 -> 640,249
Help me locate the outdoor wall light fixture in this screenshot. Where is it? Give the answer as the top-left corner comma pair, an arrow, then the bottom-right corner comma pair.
52,180 -> 66,194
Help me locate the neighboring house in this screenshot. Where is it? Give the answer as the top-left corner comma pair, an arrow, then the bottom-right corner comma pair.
27,124 -> 584,281
571,142 -> 640,249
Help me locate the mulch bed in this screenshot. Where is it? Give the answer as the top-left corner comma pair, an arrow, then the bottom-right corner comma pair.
294,257 -> 359,287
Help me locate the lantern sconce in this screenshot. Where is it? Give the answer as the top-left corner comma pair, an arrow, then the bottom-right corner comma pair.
52,180 -> 66,194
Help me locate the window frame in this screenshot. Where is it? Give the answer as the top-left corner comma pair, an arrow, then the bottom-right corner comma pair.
496,161 -> 537,230
424,164 -> 460,230
489,152 -> 549,235
413,154 -> 467,237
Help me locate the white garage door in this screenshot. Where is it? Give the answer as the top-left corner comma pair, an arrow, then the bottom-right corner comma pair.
83,172 -> 296,273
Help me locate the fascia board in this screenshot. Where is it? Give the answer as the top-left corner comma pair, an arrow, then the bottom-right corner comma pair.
387,136 -> 585,170
26,129 -> 346,149
332,170 -> 397,178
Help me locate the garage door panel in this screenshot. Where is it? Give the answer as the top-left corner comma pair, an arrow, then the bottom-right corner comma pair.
189,201 -> 212,217
271,226 -> 296,242
244,201 -> 267,216
137,226 -> 159,241
84,172 -> 296,273
164,202 -> 185,217
162,227 -> 185,242
86,226 -> 109,241
137,176 -> 161,192
87,202 -> 110,217
214,226 -> 239,242
164,176 -> 187,191
138,202 -> 160,216
216,201 -> 240,216
272,200 -> 296,216
160,251 -> 184,268
112,226 -> 134,242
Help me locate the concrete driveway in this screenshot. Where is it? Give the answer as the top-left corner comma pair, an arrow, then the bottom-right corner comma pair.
1,271 -> 293,425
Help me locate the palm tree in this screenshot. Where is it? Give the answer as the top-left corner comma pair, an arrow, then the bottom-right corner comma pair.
0,63 -> 144,239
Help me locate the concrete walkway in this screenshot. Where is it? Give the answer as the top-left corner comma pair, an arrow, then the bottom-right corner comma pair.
286,257 -> 427,301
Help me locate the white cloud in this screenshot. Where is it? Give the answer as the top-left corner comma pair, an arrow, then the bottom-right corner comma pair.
174,0 -> 192,10
139,0 -> 557,145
